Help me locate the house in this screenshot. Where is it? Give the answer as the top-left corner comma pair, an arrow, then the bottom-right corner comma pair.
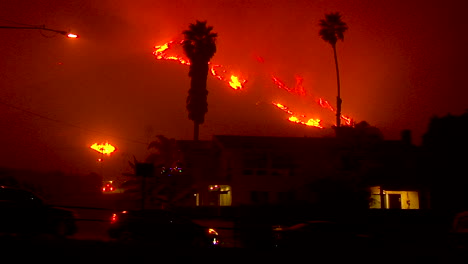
176,131 -> 429,210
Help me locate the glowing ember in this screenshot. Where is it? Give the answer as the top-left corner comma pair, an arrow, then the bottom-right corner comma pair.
318,98 -> 335,112
90,142 -> 116,156
153,41 -> 246,90
229,75 -> 246,90
305,118 -> 323,127
210,64 -> 225,81
341,115 -> 353,126
153,41 -> 190,65
316,98 -> 353,125
273,102 -> 293,115
271,75 -> 306,96
273,102 -> 323,128
272,76 -> 291,93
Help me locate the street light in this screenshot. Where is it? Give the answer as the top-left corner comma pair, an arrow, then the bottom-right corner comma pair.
0,25 -> 79,38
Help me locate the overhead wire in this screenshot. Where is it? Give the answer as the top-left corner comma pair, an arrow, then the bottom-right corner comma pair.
0,99 -> 148,145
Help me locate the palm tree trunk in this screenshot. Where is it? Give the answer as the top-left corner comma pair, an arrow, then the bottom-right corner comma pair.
333,44 -> 342,128
194,122 -> 199,141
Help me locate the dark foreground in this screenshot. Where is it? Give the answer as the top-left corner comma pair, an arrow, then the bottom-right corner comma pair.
2,236 -> 468,264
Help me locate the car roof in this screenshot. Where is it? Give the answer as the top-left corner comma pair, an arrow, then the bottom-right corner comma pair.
116,209 -> 189,218
286,220 -> 339,230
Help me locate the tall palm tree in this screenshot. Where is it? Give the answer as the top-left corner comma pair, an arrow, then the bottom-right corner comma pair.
319,12 -> 348,128
182,20 -> 217,141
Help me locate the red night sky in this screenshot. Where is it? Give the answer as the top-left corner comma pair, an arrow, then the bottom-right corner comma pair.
0,0 -> 466,175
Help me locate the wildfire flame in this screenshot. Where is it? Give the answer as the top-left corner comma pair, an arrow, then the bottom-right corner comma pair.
90,142 -> 116,156
272,75 -> 306,96
153,41 -> 246,90
152,39 -> 353,128
272,75 -> 354,126
229,75 -> 245,90
273,102 -> 323,128
153,41 -> 190,65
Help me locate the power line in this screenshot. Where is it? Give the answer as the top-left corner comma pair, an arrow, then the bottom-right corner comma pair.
0,99 -> 147,145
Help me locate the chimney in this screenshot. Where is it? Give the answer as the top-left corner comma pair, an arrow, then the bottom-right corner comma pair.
401,129 -> 412,146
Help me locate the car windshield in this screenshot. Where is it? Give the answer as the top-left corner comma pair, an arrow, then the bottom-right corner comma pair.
287,221 -> 346,233
122,210 -> 197,226
0,187 -> 43,206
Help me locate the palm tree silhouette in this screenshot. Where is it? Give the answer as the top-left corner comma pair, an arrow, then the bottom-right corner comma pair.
182,20 -> 217,141
319,12 -> 348,128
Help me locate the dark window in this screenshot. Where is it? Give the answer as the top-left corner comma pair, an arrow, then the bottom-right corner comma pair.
251,191 -> 269,204
243,151 -> 268,168
271,170 -> 282,176
243,169 -> 253,175
256,170 -> 267,176
271,154 -> 293,169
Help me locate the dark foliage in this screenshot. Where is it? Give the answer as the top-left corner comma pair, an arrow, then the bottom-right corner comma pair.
319,12 -> 348,46
182,20 -> 217,139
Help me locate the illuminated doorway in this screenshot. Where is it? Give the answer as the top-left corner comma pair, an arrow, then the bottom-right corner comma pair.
208,185 -> 232,206
370,186 -> 420,209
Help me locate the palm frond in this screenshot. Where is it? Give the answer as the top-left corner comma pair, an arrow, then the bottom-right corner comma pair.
318,12 -> 348,45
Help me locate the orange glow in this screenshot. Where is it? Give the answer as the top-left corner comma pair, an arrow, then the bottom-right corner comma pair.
318,98 -> 335,112
152,40 -> 354,129
153,41 -> 246,90
305,118 -> 323,127
272,76 -> 289,93
111,213 -> 117,224
341,115 -> 353,126
229,75 -> 245,90
210,65 -> 224,81
208,228 -> 218,236
90,142 -> 116,155
272,75 -> 306,96
289,116 -> 323,128
273,102 -> 293,115
317,98 -> 353,125
153,41 -> 190,65
273,102 -> 323,128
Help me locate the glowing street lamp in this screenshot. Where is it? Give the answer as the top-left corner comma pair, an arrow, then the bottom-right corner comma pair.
90,142 -> 116,182
0,25 -> 79,38
66,33 -> 79,38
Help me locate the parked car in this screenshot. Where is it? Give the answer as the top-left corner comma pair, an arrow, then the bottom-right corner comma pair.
0,186 -> 77,238
272,220 -> 372,250
449,211 -> 468,249
102,182 -> 115,192
108,209 -> 220,248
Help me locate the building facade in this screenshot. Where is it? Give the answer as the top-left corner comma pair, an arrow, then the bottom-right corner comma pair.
177,133 -> 428,209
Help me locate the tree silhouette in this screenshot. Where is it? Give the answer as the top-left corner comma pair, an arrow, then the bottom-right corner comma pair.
146,135 -> 178,169
122,135 -> 192,209
319,12 -> 348,128
182,20 -> 217,141
422,111 -> 468,212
